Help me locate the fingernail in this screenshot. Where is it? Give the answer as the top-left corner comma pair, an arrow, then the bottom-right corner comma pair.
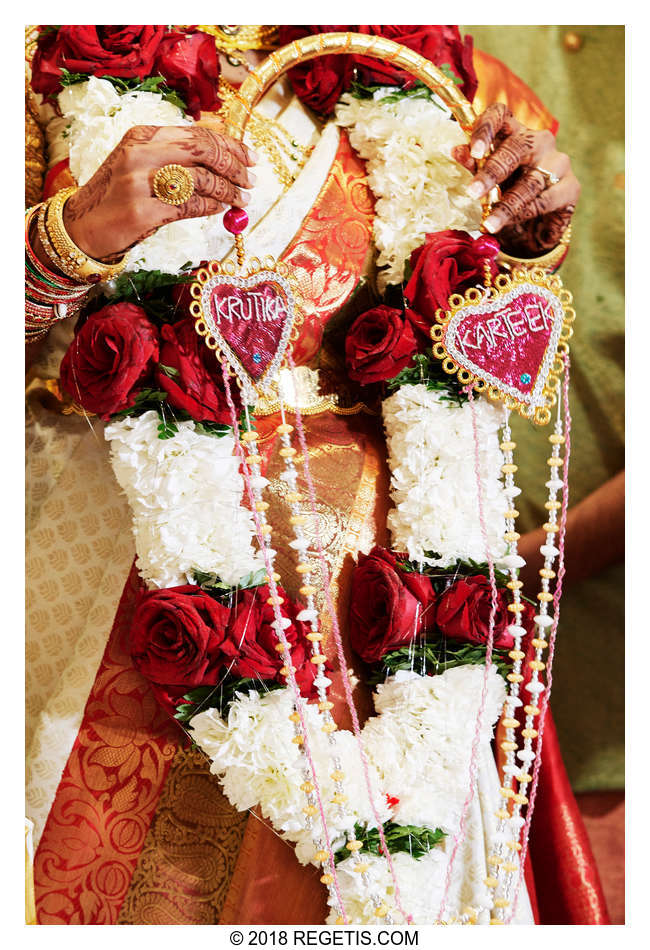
471,140 -> 487,160
240,192 -> 251,205
467,180 -> 485,199
483,214 -> 501,234
247,172 -> 257,186
247,149 -> 260,164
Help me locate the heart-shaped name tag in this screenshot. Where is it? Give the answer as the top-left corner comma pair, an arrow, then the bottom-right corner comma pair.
431,268 -> 574,424
190,266 -> 298,400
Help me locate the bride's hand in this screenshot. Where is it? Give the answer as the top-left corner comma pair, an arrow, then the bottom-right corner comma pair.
62,124 -> 257,262
453,102 -> 580,256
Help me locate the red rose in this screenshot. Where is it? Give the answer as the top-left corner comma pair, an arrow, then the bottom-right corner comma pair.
130,584 -> 236,691
278,26 -> 355,115
156,318 -> 233,424
404,231 -> 501,334
349,547 -> 436,664
59,302 -> 159,419
435,575 -> 515,649
226,585 -> 321,696
345,306 -> 418,384
31,25 -> 167,98
355,26 -> 478,103
154,31 -> 220,119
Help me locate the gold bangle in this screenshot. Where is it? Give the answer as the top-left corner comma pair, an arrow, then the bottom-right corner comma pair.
498,224 -> 572,274
43,187 -> 127,283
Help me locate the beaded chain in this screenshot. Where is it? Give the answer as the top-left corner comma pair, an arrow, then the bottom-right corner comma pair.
220,365 -> 349,921
482,394 -> 569,924
221,366 -> 400,923
507,356 -> 571,922
274,400 -> 397,923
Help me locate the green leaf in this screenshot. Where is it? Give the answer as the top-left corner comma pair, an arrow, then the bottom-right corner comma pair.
395,556 -> 510,591
176,676 -> 284,724
59,68 -> 90,86
239,408 -> 257,434
368,637 -> 513,686
386,350 -> 467,404
191,567 -> 267,593
191,570 -> 232,592
104,264 -> 194,303
334,820 -> 446,863
158,363 -> 180,379
348,79 -> 446,110
194,420 -> 233,439
438,62 -> 464,87
108,388 -> 168,421
58,71 -> 187,115
237,568 -> 269,590
157,418 -> 178,440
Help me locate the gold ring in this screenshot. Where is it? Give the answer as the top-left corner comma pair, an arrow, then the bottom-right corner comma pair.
152,164 -> 195,205
535,166 -> 561,189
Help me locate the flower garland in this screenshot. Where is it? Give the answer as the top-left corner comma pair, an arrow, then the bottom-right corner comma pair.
31,25 -> 562,925
382,386 -> 507,567
104,411 -> 263,589
335,92 -> 481,288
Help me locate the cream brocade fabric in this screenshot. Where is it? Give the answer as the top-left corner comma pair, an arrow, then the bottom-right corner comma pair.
26,321 -> 135,845
26,79 -> 534,924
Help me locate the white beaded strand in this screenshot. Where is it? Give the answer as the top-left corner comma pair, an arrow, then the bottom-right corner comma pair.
275,402 -> 396,923
495,388 -> 567,912
226,394 -> 348,921
480,412 -> 528,922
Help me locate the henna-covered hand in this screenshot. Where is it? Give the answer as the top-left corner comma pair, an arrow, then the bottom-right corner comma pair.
452,102 -> 580,257
62,122 -> 257,262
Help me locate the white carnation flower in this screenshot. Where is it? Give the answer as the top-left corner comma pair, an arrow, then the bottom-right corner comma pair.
58,77 -> 189,186
335,92 -> 482,287
365,666 -> 506,836
382,386 -> 508,565
190,688 -> 391,864
104,411 -> 263,588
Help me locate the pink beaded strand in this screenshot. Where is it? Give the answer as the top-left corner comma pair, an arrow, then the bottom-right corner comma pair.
220,361 -> 349,924
436,384 -> 501,923
287,353 -> 412,925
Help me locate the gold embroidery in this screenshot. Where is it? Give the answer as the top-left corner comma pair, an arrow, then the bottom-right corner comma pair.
117,747 -> 248,925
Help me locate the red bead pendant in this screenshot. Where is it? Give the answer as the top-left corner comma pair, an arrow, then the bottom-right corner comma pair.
223,207 -> 249,235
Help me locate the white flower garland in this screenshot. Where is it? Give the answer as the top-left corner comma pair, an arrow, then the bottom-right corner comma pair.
191,687 -> 392,867
335,91 -> 482,288
104,411 -> 263,589
382,385 -> 508,566
190,664 -> 506,924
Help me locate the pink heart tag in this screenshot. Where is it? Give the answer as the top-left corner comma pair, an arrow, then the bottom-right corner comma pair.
199,271 -> 297,397
442,283 -> 565,408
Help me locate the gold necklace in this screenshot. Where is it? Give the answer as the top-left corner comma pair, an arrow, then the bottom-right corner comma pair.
218,77 -> 313,189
